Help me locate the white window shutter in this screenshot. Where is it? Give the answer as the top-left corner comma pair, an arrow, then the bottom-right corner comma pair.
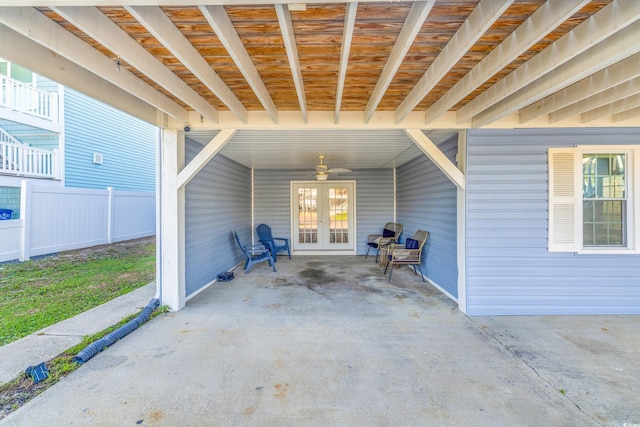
548,148 -> 579,252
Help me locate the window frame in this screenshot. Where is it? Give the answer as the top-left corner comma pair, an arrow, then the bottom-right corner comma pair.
548,145 -> 639,254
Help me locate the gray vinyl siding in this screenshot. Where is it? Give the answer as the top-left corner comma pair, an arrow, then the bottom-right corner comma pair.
254,169 -> 393,255
466,128 -> 640,315
63,88 -> 156,191
353,169 -> 394,255
185,142 -> 251,297
396,136 -> 458,297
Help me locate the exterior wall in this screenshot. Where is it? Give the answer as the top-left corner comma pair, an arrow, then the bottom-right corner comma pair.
184,142 -> 251,298
63,88 -> 156,191
465,128 -> 640,315
396,136 -> 459,298
253,169 -> 394,255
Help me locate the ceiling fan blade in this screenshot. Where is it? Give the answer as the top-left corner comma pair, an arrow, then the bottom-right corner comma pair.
327,168 -> 352,174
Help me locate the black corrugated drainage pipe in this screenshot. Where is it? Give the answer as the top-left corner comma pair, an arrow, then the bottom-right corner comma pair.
72,298 -> 160,364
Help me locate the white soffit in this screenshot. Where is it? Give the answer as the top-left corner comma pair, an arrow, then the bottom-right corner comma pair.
185,129 -> 458,170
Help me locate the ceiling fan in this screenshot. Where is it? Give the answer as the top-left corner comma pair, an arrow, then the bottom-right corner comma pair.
311,155 -> 352,181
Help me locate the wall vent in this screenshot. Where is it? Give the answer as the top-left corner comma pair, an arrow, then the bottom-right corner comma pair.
93,153 -> 103,165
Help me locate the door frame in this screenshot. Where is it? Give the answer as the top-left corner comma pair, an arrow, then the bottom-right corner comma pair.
290,180 -> 357,255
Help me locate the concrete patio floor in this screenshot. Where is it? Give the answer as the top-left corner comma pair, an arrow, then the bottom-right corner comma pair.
2,255 -> 639,426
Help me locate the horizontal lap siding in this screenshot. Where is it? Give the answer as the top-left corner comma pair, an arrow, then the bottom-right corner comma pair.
396,135 -> 458,298
353,170 -> 394,255
466,128 -> 640,315
254,169 -> 393,255
64,88 -> 156,191
185,141 -> 250,297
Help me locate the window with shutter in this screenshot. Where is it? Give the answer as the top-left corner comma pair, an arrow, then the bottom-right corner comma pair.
548,146 -> 639,254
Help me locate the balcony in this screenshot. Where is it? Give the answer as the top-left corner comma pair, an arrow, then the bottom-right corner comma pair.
0,128 -> 59,179
0,75 -> 59,128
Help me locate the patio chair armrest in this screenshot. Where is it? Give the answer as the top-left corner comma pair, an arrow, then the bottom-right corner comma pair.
273,237 -> 289,243
367,233 -> 382,243
390,248 -> 420,261
377,237 -> 396,246
246,244 -> 269,255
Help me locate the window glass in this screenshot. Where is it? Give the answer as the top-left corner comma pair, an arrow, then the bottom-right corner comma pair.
582,154 -> 626,247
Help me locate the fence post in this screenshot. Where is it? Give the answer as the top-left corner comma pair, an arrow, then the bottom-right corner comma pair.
20,180 -> 32,261
107,187 -> 114,244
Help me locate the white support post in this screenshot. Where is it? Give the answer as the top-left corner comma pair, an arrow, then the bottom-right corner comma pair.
107,187 -> 114,244
160,129 -> 186,311
456,130 -> 467,314
19,180 -> 32,261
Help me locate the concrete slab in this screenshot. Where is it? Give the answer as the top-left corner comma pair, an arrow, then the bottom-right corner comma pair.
0,283 -> 156,385
1,257 -> 638,426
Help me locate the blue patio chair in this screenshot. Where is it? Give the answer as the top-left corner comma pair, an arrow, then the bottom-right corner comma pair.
233,231 -> 276,273
256,224 -> 291,262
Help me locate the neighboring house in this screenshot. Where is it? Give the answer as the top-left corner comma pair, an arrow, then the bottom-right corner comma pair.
0,59 -> 157,261
0,59 -> 156,212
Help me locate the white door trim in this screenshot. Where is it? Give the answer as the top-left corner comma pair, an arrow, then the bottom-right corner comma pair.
290,180 -> 357,255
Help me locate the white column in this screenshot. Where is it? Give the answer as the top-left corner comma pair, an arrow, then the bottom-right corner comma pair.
160,129 -> 186,311
456,130 -> 467,314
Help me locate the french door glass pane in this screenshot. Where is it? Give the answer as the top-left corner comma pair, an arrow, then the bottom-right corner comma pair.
329,187 -> 348,244
298,188 -> 318,244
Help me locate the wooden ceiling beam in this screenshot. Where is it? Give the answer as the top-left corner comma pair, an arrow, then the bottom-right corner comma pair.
425,0 -> 590,125
275,3 -> 308,123
582,92 -> 640,123
335,2 -> 358,124
364,0 -> 435,124
552,77 -> 640,123
458,0 -> 640,126
613,106 -> 640,123
553,77 -> 640,124
0,22 -> 163,126
521,52 -> 640,123
199,5 -> 278,123
0,7 -> 187,124
473,19 -> 640,127
52,6 -> 219,123
126,6 -> 247,123
395,0 -> 513,124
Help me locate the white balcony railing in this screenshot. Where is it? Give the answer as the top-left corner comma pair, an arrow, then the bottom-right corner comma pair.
0,75 -> 58,122
0,130 -> 59,179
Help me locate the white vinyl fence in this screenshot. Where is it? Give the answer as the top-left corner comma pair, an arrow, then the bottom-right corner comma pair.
0,181 -> 155,262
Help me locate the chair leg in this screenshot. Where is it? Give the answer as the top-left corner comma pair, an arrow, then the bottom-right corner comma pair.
365,247 -> 371,259
387,263 -> 394,282
384,259 -> 390,275
416,264 -> 425,282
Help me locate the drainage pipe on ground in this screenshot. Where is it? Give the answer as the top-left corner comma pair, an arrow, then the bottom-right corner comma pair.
72,298 -> 160,364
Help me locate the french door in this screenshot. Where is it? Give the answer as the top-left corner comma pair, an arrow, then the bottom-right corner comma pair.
291,181 -> 355,253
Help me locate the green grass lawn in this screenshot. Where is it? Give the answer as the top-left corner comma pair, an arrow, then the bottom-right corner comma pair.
0,237 -> 156,346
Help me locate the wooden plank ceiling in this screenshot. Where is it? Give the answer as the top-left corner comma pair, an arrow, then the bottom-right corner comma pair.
0,0 -> 640,127
3,0 -> 639,131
